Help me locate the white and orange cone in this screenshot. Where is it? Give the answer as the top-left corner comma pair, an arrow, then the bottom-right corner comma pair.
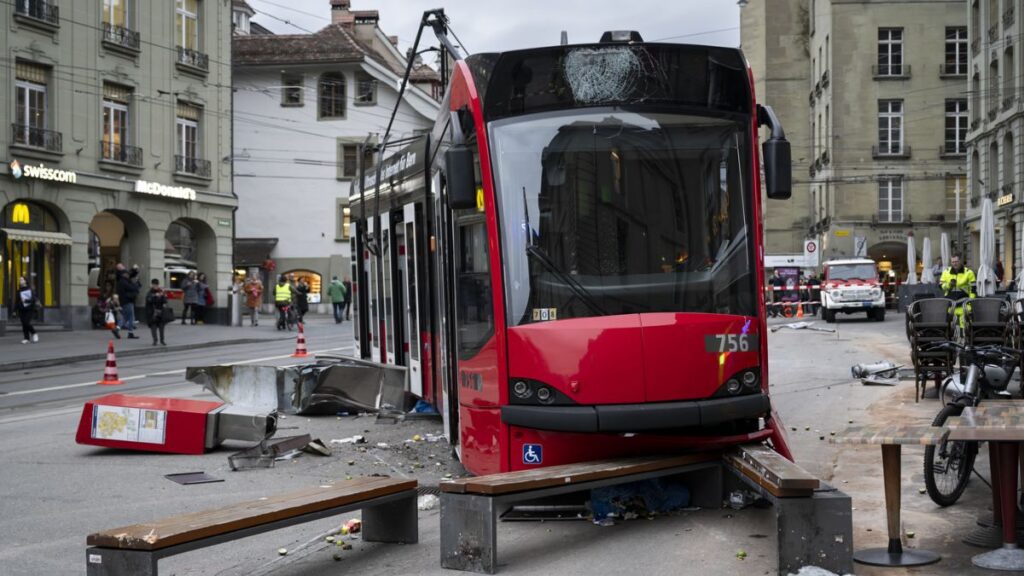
291,323 -> 309,358
97,340 -> 124,385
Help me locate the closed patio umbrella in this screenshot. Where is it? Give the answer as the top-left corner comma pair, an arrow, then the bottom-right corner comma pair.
976,198 -> 995,297
906,234 -> 917,285
940,232 -> 950,270
920,237 -> 935,283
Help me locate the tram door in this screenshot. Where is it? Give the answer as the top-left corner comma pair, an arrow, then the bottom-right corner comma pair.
350,223 -> 363,358
434,171 -> 458,446
403,203 -> 423,397
367,218 -> 381,363
381,215 -> 394,365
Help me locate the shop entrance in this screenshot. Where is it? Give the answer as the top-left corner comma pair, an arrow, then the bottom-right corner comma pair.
2,200 -> 70,319
165,218 -> 217,301
87,210 -> 150,304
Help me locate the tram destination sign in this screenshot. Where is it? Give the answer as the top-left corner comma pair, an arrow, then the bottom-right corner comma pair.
9,159 -> 78,184
134,180 -> 197,201
362,137 -> 427,191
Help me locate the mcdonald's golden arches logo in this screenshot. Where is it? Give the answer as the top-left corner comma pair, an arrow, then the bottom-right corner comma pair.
11,202 -> 30,225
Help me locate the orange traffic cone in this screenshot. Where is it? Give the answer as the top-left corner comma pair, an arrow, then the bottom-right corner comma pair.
291,323 -> 309,358
97,340 -> 124,385
796,303 -> 804,318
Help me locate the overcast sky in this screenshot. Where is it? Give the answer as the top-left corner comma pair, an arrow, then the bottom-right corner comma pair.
247,0 -> 741,60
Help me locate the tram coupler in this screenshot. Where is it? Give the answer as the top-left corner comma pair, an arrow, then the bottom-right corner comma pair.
75,393 -> 277,454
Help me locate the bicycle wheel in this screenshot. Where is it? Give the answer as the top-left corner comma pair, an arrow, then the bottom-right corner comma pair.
923,402 -> 978,506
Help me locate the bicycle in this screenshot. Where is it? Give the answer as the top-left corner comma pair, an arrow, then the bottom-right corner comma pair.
921,340 -> 1018,506
276,302 -> 297,331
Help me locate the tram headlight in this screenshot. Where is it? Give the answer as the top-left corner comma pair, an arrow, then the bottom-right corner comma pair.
513,380 -> 533,399
725,379 -> 742,395
742,371 -> 758,389
536,386 -> 553,404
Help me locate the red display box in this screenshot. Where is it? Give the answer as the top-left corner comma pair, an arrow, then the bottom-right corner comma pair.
76,394 -> 223,454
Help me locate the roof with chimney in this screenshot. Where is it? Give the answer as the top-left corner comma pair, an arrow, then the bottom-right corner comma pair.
233,4 -> 439,84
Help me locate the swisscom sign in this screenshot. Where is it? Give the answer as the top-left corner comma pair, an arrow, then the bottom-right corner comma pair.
9,159 -> 78,183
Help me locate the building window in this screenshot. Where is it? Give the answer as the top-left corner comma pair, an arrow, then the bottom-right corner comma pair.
878,178 -> 903,223
175,0 -> 199,50
1004,48 -> 1015,106
281,75 -> 303,107
14,61 -> 54,150
944,99 -> 967,154
945,27 -> 968,75
102,0 -> 127,27
175,102 -> 209,177
877,28 -> 904,76
340,206 -> 351,240
989,60 -> 1000,116
877,100 -> 903,155
1003,132 -> 1014,193
232,9 -> 249,34
972,72 -> 981,123
101,83 -> 134,164
355,72 -> 377,105
318,73 -> 346,119
337,140 -> 375,180
945,174 -> 967,218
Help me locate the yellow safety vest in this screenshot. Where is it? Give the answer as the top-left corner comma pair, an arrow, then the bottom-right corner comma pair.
939,267 -> 976,298
274,283 -> 292,303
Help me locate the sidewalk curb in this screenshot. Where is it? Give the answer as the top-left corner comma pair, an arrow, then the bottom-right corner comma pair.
0,336 -> 294,372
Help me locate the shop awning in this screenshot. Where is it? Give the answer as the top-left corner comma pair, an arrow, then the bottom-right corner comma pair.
234,237 -> 278,267
2,228 -> 73,246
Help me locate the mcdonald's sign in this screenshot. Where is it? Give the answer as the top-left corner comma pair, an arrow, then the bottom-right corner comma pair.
11,202 -> 30,225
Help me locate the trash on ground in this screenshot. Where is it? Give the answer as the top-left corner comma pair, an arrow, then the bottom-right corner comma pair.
418,494 -> 440,511
412,399 -> 439,414
850,361 -> 902,379
861,376 -> 899,386
164,471 -> 224,485
344,518 -> 361,534
330,435 -> 366,445
736,549 -> 747,560
770,321 -> 836,333
376,442 -> 389,449
228,434 -> 313,470
785,567 -> 845,576
589,478 -> 690,522
301,438 -> 332,457
727,490 -> 759,510
277,548 -> 288,556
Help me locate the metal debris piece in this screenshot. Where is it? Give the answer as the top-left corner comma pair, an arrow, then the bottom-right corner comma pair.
861,376 -> 900,386
164,471 -> 224,485
228,434 -> 313,471
301,438 -> 332,457
770,321 -> 836,333
330,435 -> 366,445
850,361 -> 902,379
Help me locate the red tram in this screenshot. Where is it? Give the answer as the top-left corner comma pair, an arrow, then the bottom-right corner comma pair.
349,30 -> 794,475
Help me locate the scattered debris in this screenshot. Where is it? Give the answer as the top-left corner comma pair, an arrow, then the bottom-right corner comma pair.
277,548 -> 288,556
770,321 -> 836,333
332,553 -> 343,561
164,471 -> 223,485
228,434 -> 313,470
590,478 -> 690,522
418,494 -> 440,511
301,438 -> 332,457
344,518 -> 362,534
376,442 -> 389,449
727,490 -> 757,510
325,536 -> 335,543
329,435 -> 366,445
906,530 -> 915,538
736,549 -> 747,560
785,568 -> 844,576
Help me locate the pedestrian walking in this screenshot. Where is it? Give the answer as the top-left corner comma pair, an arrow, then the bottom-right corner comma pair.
145,278 -> 168,346
103,294 -> 123,339
244,272 -> 263,326
116,265 -> 141,339
328,276 -> 346,324
16,276 -> 39,344
274,275 -> 293,330
195,272 -> 210,325
295,279 -> 310,323
181,271 -> 198,325
342,276 -> 352,320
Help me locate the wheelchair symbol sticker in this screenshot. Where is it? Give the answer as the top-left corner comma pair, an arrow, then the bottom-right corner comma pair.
522,443 -> 543,465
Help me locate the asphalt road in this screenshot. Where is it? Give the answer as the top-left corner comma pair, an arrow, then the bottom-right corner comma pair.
0,313 -> 1005,575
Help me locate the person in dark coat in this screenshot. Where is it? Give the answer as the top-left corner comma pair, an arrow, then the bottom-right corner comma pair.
195,272 -> 209,325
145,278 -> 168,346
115,265 -> 140,339
181,271 -> 198,325
295,279 -> 310,323
342,277 -> 353,320
16,276 -> 38,344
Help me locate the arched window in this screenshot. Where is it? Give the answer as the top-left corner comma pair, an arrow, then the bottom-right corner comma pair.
165,221 -> 196,265
318,73 -> 346,119
283,270 -> 322,303
972,150 -> 981,201
1004,132 -> 1014,193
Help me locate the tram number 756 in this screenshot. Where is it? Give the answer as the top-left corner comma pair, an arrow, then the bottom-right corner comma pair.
705,334 -> 757,353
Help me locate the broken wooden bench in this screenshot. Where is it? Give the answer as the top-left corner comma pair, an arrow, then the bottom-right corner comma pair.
439,447 -> 852,574
85,476 -> 417,576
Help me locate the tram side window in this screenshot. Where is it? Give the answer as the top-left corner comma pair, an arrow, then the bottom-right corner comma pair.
455,218 -> 493,360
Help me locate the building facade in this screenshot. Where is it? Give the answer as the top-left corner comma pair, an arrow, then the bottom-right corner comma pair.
965,0 -> 1021,282
744,0 -> 968,278
1,0 -> 236,331
231,0 -> 439,310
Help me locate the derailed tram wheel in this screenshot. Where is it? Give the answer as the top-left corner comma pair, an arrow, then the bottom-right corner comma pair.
923,402 -> 977,507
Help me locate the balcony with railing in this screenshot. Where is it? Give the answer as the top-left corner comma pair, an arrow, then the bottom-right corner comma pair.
175,46 -> 209,74
11,123 -> 62,153
872,64 -> 911,79
1005,6 -> 1015,27
939,62 -> 968,78
13,0 -> 59,29
989,25 -> 1000,42
100,142 -> 143,168
939,144 -> 966,158
102,23 -> 140,53
175,155 -> 211,178
872,144 -> 911,159
821,70 -> 830,88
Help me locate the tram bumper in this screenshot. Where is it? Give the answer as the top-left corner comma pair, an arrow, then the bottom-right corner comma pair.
500,393 -> 770,433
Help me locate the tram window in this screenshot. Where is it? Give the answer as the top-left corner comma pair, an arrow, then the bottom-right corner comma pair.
406,220 -> 420,361
455,218 -> 493,360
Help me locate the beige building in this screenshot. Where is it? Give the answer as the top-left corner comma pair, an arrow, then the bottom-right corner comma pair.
744,0 -> 967,278
965,0 -> 1020,282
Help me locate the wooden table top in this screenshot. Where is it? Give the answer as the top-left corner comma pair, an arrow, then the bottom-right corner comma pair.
945,407 -> 1024,440
830,425 -> 948,446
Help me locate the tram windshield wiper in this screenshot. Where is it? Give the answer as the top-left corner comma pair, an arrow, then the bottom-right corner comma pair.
522,187 -> 607,317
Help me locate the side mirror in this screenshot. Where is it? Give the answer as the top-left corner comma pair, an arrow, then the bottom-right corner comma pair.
757,104 -> 792,200
763,138 -> 791,199
446,145 -> 477,210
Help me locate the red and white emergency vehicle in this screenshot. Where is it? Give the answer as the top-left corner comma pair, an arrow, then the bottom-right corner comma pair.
819,258 -> 886,323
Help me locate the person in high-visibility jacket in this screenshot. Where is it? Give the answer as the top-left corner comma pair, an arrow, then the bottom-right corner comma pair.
274,275 -> 293,330
940,255 -> 976,327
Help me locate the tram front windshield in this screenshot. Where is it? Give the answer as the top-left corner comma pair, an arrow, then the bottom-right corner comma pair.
491,109 -> 756,326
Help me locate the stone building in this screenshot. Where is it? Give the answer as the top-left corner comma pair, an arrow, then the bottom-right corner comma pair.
743,0 -> 968,278
965,0 -> 1021,283
1,0 -> 236,331
231,0 -> 440,310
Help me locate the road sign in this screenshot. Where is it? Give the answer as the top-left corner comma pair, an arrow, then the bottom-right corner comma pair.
854,236 -> 868,258
803,239 -> 819,267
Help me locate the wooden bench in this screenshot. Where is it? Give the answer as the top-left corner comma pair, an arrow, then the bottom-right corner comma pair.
86,477 -> 417,576
722,444 -> 853,575
439,454 -> 723,573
